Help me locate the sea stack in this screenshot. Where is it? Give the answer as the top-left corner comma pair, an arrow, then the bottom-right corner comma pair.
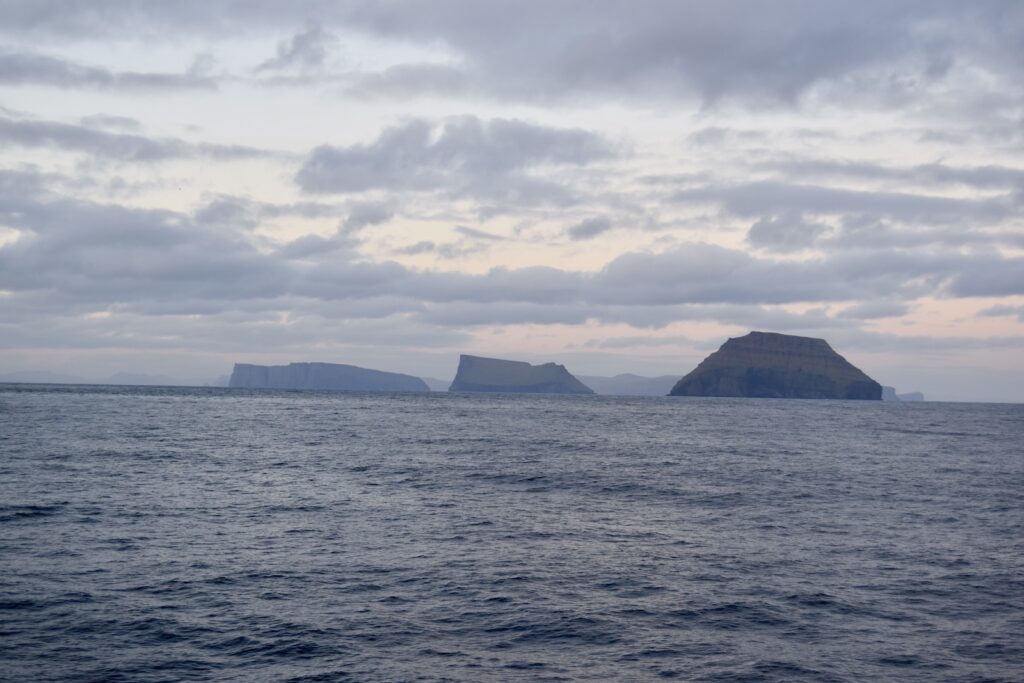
448,355 -> 594,394
669,331 -> 882,400
228,362 -> 429,392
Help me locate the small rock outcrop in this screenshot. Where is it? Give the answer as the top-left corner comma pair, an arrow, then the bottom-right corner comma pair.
448,355 -> 594,394
882,386 -> 900,401
228,362 -> 429,393
669,331 -> 881,400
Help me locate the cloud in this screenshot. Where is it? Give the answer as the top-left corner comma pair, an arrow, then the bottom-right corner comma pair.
746,211 -> 828,251
3,171 -> 1023,382
295,117 -> 614,203
823,217 -> 1024,251
581,335 -> 696,349
0,113 -> 281,162
837,300 -> 910,320
390,238 -> 488,259
4,2 -> 1023,111
761,158 -> 1024,191
0,49 -> 216,90
393,241 -> 437,256
346,63 -> 470,98
454,225 -> 505,241
979,304 -> 1024,322
825,328 -> 1024,354
566,216 -> 612,240
0,3 -> 1021,400
948,258 -> 1024,297
0,186 -> 290,306
341,200 -> 395,233
4,169 -> 1022,323
78,114 -> 141,131
326,1 -> 1016,106
256,25 -> 335,72
674,180 -> 1012,224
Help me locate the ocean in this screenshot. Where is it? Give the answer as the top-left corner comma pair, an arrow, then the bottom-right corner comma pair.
1,384 -> 1021,682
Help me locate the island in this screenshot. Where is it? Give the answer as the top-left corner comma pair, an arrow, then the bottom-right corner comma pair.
883,386 -> 925,402
448,355 -> 594,394
669,331 -> 882,400
577,373 -> 679,396
228,362 -> 429,392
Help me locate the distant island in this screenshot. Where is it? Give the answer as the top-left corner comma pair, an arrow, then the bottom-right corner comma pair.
577,374 -> 678,396
6,334 -> 913,401
669,331 -> 882,400
882,386 -> 925,402
448,355 -> 593,394
229,362 -> 429,392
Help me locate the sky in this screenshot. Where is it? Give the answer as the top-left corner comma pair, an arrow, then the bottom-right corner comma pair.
0,1 -> 1022,401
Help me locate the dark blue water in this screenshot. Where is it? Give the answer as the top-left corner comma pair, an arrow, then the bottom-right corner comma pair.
1,384 -> 1021,682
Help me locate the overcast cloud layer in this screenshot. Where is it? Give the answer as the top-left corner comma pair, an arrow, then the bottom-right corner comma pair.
0,1 -> 1022,401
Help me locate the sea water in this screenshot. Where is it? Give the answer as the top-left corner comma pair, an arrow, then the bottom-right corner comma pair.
1,384 -> 1021,681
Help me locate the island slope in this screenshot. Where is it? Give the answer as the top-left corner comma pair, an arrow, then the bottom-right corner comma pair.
669,331 -> 881,400
448,355 -> 593,394
229,362 -> 429,392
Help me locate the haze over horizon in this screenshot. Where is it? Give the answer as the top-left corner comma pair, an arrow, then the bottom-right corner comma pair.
1,1 -> 1023,402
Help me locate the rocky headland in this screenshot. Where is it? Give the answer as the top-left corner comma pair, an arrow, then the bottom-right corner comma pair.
228,362 -> 429,392
669,331 -> 882,400
448,355 -> 593,394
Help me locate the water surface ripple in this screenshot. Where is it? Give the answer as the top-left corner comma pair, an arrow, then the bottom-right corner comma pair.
1,385 -> 1021,681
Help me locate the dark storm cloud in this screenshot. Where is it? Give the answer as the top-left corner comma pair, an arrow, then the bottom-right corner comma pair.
0,113 -> 281,162
0,50 -> 216,90
295,117 -> 613,204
